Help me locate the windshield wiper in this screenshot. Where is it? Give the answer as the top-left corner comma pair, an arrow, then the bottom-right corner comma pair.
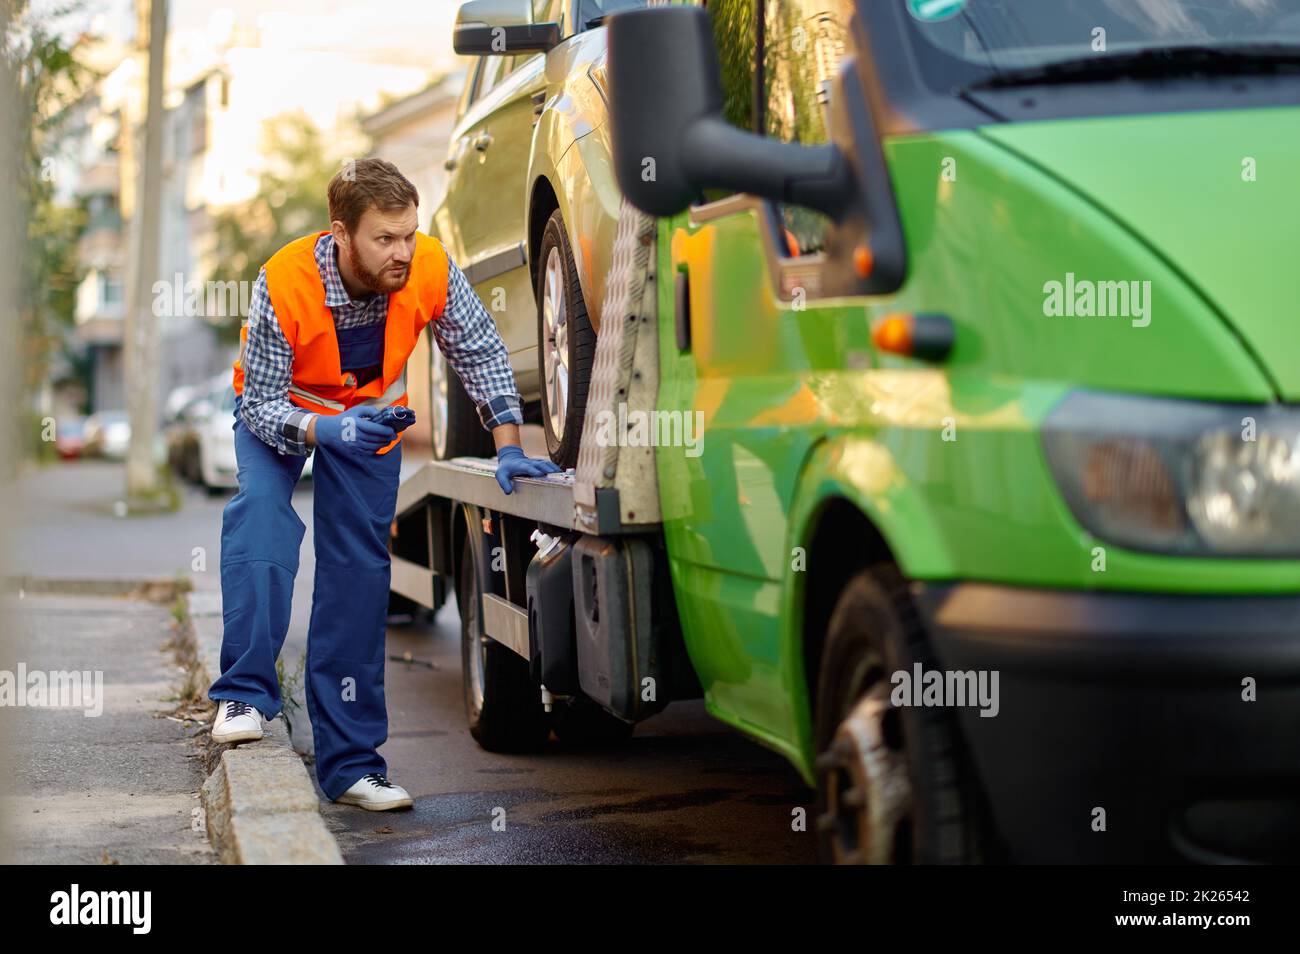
965,43 -> 1300,90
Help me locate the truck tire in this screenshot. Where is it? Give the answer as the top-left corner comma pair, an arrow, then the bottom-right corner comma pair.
551,695 -> 635,747
535,209 -> 595,469
431,333 -> 495,460
813,564 -> 992,864
458,534 -> 551,752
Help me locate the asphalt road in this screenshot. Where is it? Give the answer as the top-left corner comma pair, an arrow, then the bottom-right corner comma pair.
15,451 -> 818,863
325,592 -> 815,864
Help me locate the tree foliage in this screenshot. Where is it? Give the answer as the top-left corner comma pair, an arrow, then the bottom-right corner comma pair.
707,0 -> 756,132
208,112 -> 359,343
5,0 -> 98,395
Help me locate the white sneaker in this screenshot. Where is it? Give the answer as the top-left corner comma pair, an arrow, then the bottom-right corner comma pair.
212,698 -> 265,744
334,772 -> 413,811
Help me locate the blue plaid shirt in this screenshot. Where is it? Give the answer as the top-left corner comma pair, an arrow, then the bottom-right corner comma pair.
239,232 -> 523,455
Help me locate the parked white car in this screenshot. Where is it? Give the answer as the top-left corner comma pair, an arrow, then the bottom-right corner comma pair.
83,410 -> 131,459
183,379 -> 314,492
196,384 -> 239,491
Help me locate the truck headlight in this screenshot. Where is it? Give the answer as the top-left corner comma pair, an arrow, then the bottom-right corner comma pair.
1041,391 -> 1300,556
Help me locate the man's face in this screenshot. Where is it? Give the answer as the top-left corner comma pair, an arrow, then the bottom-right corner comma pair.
333,203 -> 419,296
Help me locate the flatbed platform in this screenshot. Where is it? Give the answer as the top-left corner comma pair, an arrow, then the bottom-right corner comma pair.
394,457 -> 578,530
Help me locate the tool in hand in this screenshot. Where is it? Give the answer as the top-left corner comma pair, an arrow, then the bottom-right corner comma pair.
371,404 -> 416,433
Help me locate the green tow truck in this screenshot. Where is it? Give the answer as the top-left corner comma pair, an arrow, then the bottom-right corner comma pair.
391,0 -> 1300,863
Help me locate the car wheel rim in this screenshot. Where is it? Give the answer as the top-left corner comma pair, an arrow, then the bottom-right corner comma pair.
467,577 -> 486,713
542,246 -> 569,442
818,678 -> 915,864
431,347 -> 449,458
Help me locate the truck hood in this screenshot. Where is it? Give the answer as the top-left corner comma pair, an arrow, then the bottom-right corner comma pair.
981,107 -> 1300,400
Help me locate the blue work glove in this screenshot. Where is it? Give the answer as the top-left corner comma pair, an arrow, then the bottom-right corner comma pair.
312,406 -> 396,456
495,444 -> 562,494
371,404 -> 416,433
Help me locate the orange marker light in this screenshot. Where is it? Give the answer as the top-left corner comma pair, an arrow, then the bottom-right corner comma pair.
853,244 -> 874,279
872,313 -> 914,356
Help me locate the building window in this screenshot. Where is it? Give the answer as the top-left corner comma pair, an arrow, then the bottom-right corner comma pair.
100,272 -> 123,307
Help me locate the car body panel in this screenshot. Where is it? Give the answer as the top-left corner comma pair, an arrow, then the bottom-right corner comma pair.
432,7 -> 623,400
547,120 -> 620,334
981,107 -> 1300,400
437,53 -> 548,397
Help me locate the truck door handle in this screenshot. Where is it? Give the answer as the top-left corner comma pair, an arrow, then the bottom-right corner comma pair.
674,270 -> 691,351
473,132 -> 494,152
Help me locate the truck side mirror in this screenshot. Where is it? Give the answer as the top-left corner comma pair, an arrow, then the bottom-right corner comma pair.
454,0 -> 561,55
608,5 -> 853,220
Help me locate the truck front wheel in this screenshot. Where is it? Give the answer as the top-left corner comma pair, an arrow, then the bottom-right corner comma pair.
813,565 -> 992,864
458,534 -> 551,752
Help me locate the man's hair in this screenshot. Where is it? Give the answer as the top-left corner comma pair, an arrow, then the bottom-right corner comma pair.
327,158 -> 418,235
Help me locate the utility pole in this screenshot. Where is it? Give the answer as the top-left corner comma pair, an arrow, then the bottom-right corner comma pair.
123,0 -> 166,500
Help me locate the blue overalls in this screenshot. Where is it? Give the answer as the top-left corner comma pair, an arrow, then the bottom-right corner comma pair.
208,321 -> 403,802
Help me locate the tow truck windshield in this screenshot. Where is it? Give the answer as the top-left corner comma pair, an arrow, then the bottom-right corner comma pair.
900,0 -> 1300,89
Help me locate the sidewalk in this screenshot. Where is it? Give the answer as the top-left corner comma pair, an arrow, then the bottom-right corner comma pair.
0,584 -> 215,864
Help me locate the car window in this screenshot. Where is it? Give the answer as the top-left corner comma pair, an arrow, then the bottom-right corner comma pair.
474,55 -> 511,103
763,0 -> 855,257
474,52 -> 541,105
575,0 -> 647,31
455,63 -> 477,121
178,396 -> 207,422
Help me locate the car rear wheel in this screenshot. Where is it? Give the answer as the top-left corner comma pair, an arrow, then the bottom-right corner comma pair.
536,210 -> 595,469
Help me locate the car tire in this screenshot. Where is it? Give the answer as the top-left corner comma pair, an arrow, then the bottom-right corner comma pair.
184,443 -> 200,484
813,564 -> 994,864
458,532 -> 551,752
535,209 -> 596,469
430,328 -> 496,461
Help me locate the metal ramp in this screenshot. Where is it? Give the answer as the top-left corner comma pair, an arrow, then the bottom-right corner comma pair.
395,457 -> 577,530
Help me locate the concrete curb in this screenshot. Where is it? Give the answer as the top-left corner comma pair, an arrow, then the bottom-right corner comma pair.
186,589 -> 343,865
3,574 -> 188,601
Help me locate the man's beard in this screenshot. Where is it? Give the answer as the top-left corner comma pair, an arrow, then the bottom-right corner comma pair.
346,240 -> 410,295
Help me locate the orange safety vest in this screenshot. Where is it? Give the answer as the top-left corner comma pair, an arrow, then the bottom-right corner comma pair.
232,230 -> 449,455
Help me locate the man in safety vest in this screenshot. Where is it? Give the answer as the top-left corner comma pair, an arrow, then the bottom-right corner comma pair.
207,158 -> 559,810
